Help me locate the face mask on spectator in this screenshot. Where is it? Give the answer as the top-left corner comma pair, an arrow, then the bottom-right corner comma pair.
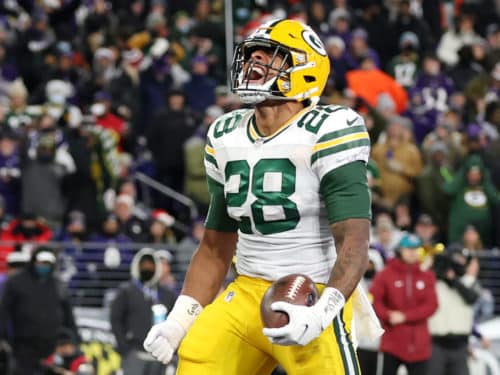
139,269 -> 155,282
35,264 -> 53,277
90,103 -> 106,117
48,94 -> 66,105
18,225 -> 41,238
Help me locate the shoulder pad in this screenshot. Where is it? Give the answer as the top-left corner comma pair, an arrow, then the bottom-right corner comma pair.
208,109 -> 250,140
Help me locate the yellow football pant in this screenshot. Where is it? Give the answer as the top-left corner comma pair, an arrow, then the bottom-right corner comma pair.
177,275 -> 360,375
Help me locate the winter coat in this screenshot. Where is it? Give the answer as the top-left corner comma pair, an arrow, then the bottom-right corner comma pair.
110,248 -> 177,355
370,258 -> 438,362
0,249 -> 78,349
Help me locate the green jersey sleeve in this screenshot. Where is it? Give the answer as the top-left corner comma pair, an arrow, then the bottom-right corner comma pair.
319,160 -> 372,224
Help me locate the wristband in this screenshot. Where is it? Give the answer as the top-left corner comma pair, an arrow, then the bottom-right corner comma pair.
319,287 -> 346,329
169,295 -> 204,332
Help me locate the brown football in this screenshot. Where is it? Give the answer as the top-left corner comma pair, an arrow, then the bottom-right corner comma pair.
260,273 -> 319,329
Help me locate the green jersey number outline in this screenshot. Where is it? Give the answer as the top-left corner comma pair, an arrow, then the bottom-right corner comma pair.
225,158 -> 300,235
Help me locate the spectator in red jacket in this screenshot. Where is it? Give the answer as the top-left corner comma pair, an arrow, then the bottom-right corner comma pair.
370,233 -> 438,375
0,213 -> 52,273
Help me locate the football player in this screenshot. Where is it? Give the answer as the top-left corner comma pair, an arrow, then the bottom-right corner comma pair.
144,19 -> 373,374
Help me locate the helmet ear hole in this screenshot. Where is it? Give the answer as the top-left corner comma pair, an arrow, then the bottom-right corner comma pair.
304,76 -> 316,83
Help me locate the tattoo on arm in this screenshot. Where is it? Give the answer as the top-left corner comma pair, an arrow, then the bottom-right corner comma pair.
328,218 -> 370,299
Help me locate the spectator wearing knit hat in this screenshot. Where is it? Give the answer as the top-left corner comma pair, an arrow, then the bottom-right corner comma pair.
147,209 -> 177,245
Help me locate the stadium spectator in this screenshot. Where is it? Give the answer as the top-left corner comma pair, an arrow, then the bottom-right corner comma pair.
413,214 -> 440,249
156,249 -> 178,294
0,129 -> 20,217
407,53 -> 456,144
4,79 -> 30,132
328,6 -> 352,47
437,12 -> 482,68
175,216 -> 205,277
370,234 -> 438,375
444,154 -> 500,246
484,23 -> 500,70
20,118 -> 76,227
114,194 -> 148,242
0,213 -> 52,273
108,48 -> 144,139
0,247 -> 79,375
345,27 -> 380,69
183,55 -> 216,116
347,56 -> 408,115
388,0 -> 433,59
42,328 -> 92,375
448,45 -> 486,92
460,224 -> 485,252
57,210 -> 88,243
147,209 -> 177,246
183,104 -> 223,213
416,141 -> 452,234
421,114 -> 466,170
139,39 -> 175,132
370,213 -> 403,259
429,249 -> 480,375
0,251 -> 29,298
110,248 -> 176,375
147,88 -> 197,211
371,115 -> 423,208
393,195 -> 412,231
92,90 -> 127,143
325,36 -> 349,92
386,31 -> 420,90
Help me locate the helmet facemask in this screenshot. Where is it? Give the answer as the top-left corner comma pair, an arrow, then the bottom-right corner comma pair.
231,41 -> 293,104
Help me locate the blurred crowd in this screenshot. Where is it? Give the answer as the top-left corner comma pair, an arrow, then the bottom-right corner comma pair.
0,0 -> 497,374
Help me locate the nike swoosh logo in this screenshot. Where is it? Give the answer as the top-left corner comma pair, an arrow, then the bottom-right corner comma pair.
346,117 -> 358,126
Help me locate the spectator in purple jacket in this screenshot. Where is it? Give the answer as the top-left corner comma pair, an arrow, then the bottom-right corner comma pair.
0,130 -> 20,216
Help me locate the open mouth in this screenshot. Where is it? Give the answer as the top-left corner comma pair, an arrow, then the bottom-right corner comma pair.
245,65 -> 267,83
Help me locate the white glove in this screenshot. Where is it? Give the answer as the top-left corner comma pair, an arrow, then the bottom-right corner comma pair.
263,287 -> 345,346
143,318 -> 186,364
143,295 -> 203,364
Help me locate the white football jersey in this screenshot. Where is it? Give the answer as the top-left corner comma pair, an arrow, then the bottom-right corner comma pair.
204,105 -> 370,283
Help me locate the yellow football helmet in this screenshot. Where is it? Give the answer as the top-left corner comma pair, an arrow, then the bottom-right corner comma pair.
231,19 -> 330,104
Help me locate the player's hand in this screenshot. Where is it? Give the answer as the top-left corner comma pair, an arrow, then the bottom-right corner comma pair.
263,287 -> 345,346
143,318 -> 186,364
143,295 -> 203,364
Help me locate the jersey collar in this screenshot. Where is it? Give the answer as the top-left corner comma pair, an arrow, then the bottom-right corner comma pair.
246,105 -> 313,144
